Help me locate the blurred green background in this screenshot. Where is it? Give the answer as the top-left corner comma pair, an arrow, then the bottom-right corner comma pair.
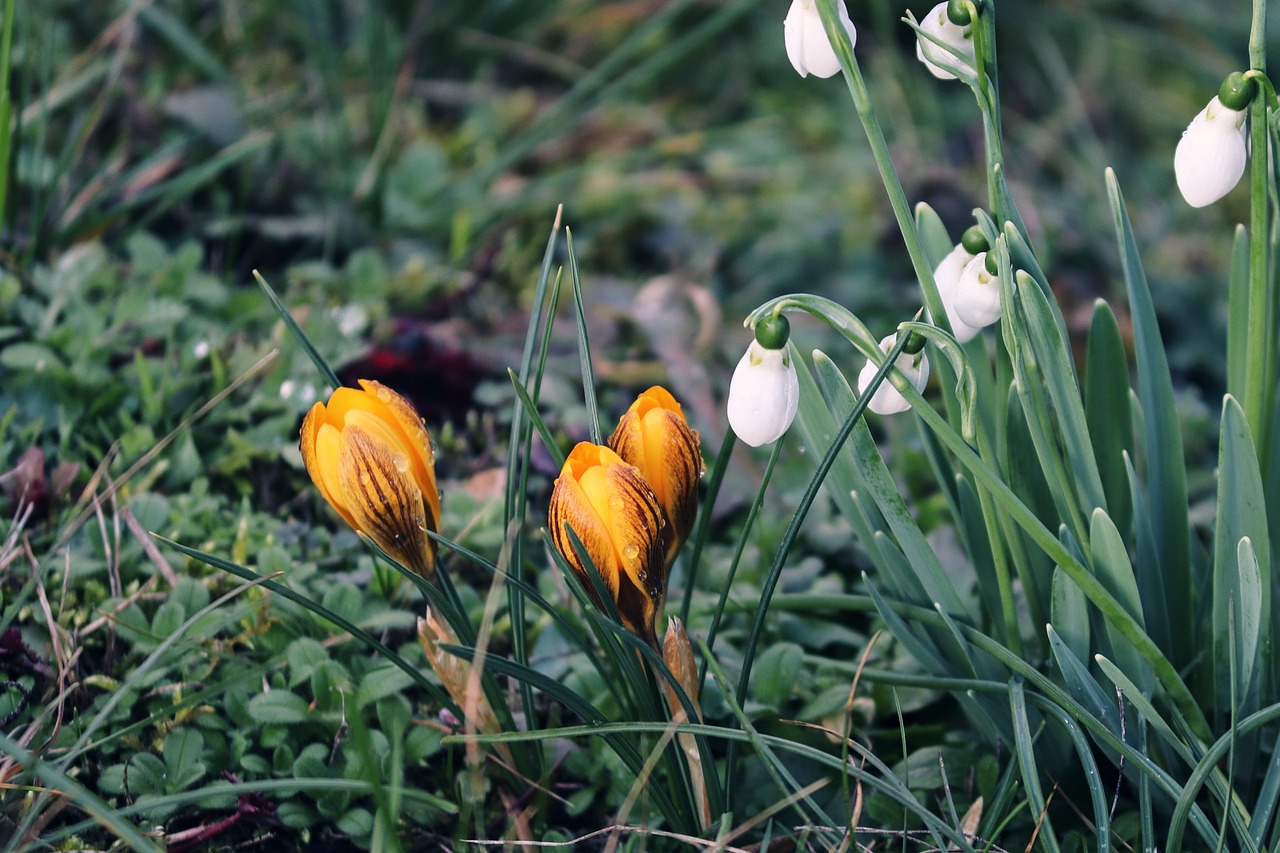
0,0 -> 1272,847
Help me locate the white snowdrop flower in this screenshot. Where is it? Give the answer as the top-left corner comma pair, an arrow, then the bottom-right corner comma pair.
1175,96 -> 1248,208
858,334 -> 930,415
953,252 -> 1002,330
192,340 -> 210,359
931,244 -> 982,343
727,340 -> 800,447
784,0 -> 857,79
915,2 -> 975,81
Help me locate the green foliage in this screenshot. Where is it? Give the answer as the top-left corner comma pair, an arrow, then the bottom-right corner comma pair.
0,0 -> 1274,849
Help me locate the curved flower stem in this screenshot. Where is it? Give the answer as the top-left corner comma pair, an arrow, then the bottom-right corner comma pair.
965,1 -> 1030,243
1244,0 -> 1273,452
814,0 -> 947,335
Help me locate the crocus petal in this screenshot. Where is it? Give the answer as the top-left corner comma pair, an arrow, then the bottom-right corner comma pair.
1175,96 -> 1248,208
784,0 -> 856,79
915,2 -> 975,81
953,253 -> 1002,329
931,244 -> 982,342
337,423 -> 435,578
857,334 -> 930,415
726,341 -> 800,447
608,386 -> 701,568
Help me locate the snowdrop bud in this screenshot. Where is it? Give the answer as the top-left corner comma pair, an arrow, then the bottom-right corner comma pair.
915,2 -> 975,81
727,315 -> 800,447
1175,96 -> 1248,208
857,334 -> 930,415
953,252 -> 1002,329
784,0 -> 857,79
931,244 -> 982,343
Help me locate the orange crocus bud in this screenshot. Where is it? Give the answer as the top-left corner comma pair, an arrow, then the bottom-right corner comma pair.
607,386 -> 701,568
548,442 -> 668,647
299,379 -> 440,578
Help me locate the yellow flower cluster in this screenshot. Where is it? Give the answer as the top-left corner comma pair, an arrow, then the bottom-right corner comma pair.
297,380 -> 700,649
548,387 -> 702,647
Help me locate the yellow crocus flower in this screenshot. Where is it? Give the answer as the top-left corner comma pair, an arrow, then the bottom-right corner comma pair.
548,442 -> 667,646
299,379 -> 439,578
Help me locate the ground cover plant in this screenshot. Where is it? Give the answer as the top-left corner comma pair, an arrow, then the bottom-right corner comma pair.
1,0 -> 1277,850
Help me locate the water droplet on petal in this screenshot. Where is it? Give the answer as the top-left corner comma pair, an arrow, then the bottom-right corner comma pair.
609,497 -> 625,512
393,453 -> 410,473
623,544 -> 640,561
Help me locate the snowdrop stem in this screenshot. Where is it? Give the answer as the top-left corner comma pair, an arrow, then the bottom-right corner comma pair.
812,0 -> 948,337
1243,0 -> 1273,451
965,2 -> 1031,244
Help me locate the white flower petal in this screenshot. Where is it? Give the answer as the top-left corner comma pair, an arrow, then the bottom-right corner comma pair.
931,243 -> 982,343
1175,96 -> 1248,208
953,253 -> 1002,329
857,334 -> 930,415
783,0 -> 857,79
727,340 -> 800,446
915,2 -> 975,81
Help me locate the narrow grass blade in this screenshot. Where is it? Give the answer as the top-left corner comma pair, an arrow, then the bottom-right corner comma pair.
565,228 -> 603,446
136,4 -> 234,86
254,270 -> 341,390
509,369 -> 566,470
1033,698 -> 1113,851
1046,625 -> 1122,738
1248,729 -> 1280,845
1106,168 -> 1191,667
679,430 -> 735,623
503,210 -> 562,761
700,437 -> 781,670
1008,679 -> 1061,853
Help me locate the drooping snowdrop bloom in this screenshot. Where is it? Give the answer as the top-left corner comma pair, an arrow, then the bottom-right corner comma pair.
784,0 -> 857,79
915,2 -> 975,81
727,315 -> 800,446
857,334 -> 930,415
931,244 -> 982,343
952,252 -> 1002,330
1175,96 -> 1249,208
